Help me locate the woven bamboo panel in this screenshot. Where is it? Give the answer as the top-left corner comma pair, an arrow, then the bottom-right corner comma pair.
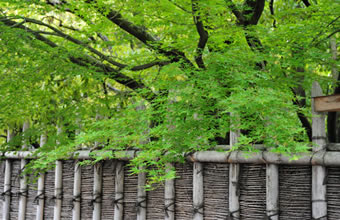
175,163 -> 193,220
0,161 -> 5,217
25,170 -> 37,220
101,160 -> 116,219
279,166 -> 312,220
327,167 -> 340,219
61,161 -> 74,220
203,163 -> 229,220
43,169 -> 55,220
146,182 -> 164,219
123,165 -> 138,220
239,164 -> 266,219
81,165 -> 94,220
9,160 -> 21,220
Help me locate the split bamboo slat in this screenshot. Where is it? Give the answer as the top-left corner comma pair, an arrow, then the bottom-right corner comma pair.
114,161 -> 124,220
164,164 -> 175,220
193,162 -> 203,220
92,163 -> 103,220
136,168 -> 146,220
3,129 -> 14,220
18,122 -> 29,220
36,134 -> 47,220
311,81 -> 327,219
229,119 -> 240,219
72,162 -> 81,220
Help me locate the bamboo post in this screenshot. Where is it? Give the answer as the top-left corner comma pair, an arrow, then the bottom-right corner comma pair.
114,161 -> 124,220
311,81 -> 327,220
164,164 -> 175,220
92,163 -> 103,220
54,126 -> 63,220
136,168 -> 147,220
72,162 -> 81,220
266,164 -> 279,220
193,162 -> 203,220
3,129 -> 14,220
18,122 -> 29,220
229,114 -> 240,219
3,161 -> 11,220
36,134 -> 47,220
53,160 -> 62,220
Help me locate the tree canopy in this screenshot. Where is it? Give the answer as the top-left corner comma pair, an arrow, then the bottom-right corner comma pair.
0,0 -> 339,184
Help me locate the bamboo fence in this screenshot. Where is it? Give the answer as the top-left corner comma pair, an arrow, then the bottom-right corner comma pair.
0,82 -> 339,219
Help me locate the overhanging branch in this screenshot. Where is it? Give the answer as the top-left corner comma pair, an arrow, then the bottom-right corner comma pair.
0,17 -> 156,102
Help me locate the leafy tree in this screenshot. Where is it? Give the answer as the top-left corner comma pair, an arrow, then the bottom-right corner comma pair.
0,0 -> 339,184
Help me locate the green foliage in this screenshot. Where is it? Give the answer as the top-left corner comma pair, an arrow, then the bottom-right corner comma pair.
0,0 -> 339,186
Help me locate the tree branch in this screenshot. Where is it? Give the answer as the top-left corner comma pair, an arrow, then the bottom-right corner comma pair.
225,0 -> 246,24
192,0 -> 208,69
0,17 -> 156,102
85,1 -> 195,69
243,0 -> 266,25
301,0 -> 311,7
269,0 -> 277,28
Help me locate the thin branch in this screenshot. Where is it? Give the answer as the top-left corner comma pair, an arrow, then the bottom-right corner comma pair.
0,17 -> 156,102
167,0 -> 191,13
42,15 -> 79,31
191,0 -> 208,69
10,16 -> 127,69
85,1 -> 195,68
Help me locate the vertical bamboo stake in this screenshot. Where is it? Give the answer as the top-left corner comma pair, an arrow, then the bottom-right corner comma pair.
312,81 -> 327,220
36,134 -> 47,220
3,129 -> 14,220
54,126 -> 63,220
114,161 -> 124,220
72,162 -> 81,220
136,168 -> 146,220
229,113 -> 240,219
53,160 -> 62,220
18,122 -> 29,220
92,163 -> 103,220
164,164 -> 175,220
266,164 -> 279,220
193,162 -> 203,220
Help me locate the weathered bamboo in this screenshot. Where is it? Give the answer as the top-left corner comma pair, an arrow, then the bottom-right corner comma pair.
114,161 -> 124,220
164,164 -> 175,220
137,168 -> 147,220
53,160 -> 63,220
7,149 -> 340,166
54,126 -> 63,220
3,160 -> 11,220
312,81 -> 327,220
193,162 -> 203,220
229,121 -> 240,219
36,134 -> 47,220
266,164 -> 279,220
72,162 -> 81,220
3,129 -> 14,220
92,163 -> 103,220
18,122 -> 29,220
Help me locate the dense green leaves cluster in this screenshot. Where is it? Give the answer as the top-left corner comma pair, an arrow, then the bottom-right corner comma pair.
0,0 -> 339,185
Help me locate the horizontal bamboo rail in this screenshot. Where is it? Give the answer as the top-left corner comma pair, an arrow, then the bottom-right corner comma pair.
3,149 -> 340,166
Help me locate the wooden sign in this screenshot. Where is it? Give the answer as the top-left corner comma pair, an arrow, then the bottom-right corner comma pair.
313,94 -> 340,112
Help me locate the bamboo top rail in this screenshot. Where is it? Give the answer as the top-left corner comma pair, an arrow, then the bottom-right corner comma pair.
2,148 -> 340,166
